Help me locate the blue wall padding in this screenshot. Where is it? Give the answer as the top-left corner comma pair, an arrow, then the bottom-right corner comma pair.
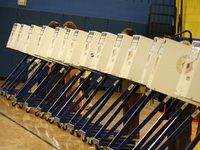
0,0 -> 175,23
0,7 -> 18,77
62,14 -> 86,31
84,17 -> 108,32
17,9 -> 41,25
39,11 -> 63,27
107,19 -> 130,35
130,22 -> 147,36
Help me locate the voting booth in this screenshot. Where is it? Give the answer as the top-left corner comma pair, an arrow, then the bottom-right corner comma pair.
23,25 -> 41,56
57,28 -> 74,63
147,38 -> 191,97
119,35 -> 153,83
175,41 -> 200,103
78,31 -> 101,68
13,24 -> 30,53
47,27 -> 66,62
90,32 -> 116,72
34,25 -> 55,60
139,37 -> 163,85
105,33 -> 132,77
3,22 -> 200,150
64,29 -> 88,66
6,23 -> 21,49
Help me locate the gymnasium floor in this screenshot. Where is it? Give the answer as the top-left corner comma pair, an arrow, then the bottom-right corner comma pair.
0,88 -> 200,150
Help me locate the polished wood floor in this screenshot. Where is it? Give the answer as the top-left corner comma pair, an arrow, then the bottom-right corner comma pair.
0,83 -> 200,150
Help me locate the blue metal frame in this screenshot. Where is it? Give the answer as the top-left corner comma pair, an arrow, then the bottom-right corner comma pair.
47,69 -> 85,118
13,60 -> 49,103
115,95 -> 172,150
69,79 -> 122,132
133,98 -> 180,149
79,79 -> 123,137
67,75 -> 109,129
55,71 -> 94,123
142,102 -> 193,150
24,65 -> 68,108
92,83 -> 140,147
186,128 -> 200,150
107,90 -> 156,150
0,55 -> 29,92
4,57 -> 37,96
36,66 -> 74,113
158,107 -> 200,150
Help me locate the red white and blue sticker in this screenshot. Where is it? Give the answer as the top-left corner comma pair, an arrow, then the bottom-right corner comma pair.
90,53 -> 94,57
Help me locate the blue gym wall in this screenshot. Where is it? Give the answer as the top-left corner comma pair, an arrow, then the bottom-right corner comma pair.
0,0 -> 175,78
0,0 -> 175,23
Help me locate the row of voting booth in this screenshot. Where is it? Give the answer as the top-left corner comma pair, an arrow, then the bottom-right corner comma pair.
1,22 -> 200,150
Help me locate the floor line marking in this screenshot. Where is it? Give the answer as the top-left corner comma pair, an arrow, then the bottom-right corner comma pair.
0,112 -> 60,150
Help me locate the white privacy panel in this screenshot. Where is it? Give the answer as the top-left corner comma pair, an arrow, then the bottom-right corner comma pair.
34,25 -> 55,60
57,28 -> 74,63
46,27 -> 66,62
13,24 -> 30,52
78,31 -> 101,68
105,33 -> 132,77
139,37 -> 163,85
23,25 -> 41,56
175,41 -> 200,103
64,29 -> 88,66
90,32 -> 116,72
6,23 -> 21,49
147,38 -> 191,97
119,35 -> 153,83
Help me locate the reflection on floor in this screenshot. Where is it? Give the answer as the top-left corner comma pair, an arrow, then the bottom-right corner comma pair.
0,90 -> 200,150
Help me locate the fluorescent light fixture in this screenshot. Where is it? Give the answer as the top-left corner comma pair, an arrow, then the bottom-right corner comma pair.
17,0 -> 27,6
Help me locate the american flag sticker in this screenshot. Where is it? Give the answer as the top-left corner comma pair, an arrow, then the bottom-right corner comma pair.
26,35 -> 30,43
11,32 -> 14,39
146,54 -> 151,64
38,36 -> 41,46
153,56 -> 159,72
112,48 -> 117,58
185,61 -> 193,74
51,38 -> 55,45
90,53 -> 94,57
70,41 -> 74,49
127,50 -> 133,60
84,43 -> 89,51
62,39 -> 66,47
17,33 -> 20,41
97,45 -> 101,54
